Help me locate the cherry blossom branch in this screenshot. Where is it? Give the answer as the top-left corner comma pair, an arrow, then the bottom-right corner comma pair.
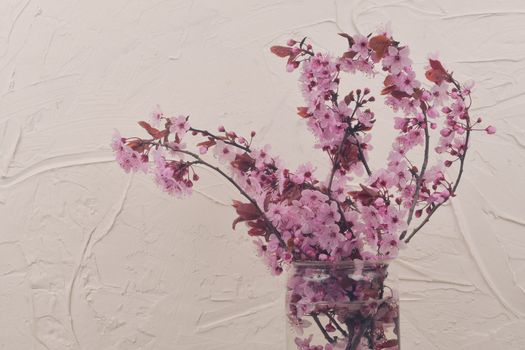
350,130 -> 373,177
404,109 -> 471,243
189,127 -> 252,152
399,108 -> 430,241
327,97 -> 371,195
112,30 -> 495,274
147,141 -> 288,249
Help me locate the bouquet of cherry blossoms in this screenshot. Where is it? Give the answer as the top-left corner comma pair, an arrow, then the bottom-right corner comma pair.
112,27 -> 494,350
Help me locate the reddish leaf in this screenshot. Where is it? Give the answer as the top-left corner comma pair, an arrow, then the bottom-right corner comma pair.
338,32 -> 355,46
127,139 -> 145,153
138,121 -> 157,134
425,59 -> 451,84
197,139 -> 217,148
155,129 -> 170,139
339,142 -> 360,170
297,107 -> 310,118
344,91 -> 355,105
270,46 -> 293,58
378,339 -> 399,348
383,75 -> 395,87
425,68 -> 449,85
349,184 -> 380,206
231,153 -> 256,172
138,121 -> 166,139
391,90 -> 411,99
369,35 -> 391,59
429,59 -> 446,71
342,51 -> 357,59
381,85 -> 397,96
231,200 -> 260,229
381,75 -> 397,95
420,100 -> 428,112
247,220 -> 267,237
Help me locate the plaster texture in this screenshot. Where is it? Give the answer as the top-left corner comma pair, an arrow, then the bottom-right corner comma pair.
1,1 -> 524,349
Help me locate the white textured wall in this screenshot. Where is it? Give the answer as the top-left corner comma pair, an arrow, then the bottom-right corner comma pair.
1,1 -> 524,349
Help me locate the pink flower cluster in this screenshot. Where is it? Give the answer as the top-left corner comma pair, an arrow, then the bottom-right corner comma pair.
112,28 -> 494,277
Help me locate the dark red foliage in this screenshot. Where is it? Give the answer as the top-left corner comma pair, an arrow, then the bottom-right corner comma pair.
231,200 -> 261,229
349,184 -> 381,206
231,153 -> 256,172
369,35 -> 391,60
339,141 -> 360,170
376,339 -> 399,349
270,46 -> 293,58
297,107 -> 311,118
425,59 -> 451,85
138,121 -> 168,139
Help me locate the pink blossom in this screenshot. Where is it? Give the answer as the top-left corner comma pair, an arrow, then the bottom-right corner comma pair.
150,105 -> 163,126
169,115 -> 190,139
383,46 -> 412,74
152,150 -> 193,197
351,34 -> 369,58
357,110 -> 374,128
213,140 -> 237,163
485,125 -> 496,134
395,68 -> 420,94
292,163 -> 316,184
431,82 -> 449,106
111,131 -> 148,173
378,234 -> 399,256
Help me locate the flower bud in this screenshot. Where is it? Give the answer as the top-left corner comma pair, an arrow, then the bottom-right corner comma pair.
485,125 -> 496,134
440,128 -> 452,137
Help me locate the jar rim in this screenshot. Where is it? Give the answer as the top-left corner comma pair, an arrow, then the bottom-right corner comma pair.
291,258 -> 394,268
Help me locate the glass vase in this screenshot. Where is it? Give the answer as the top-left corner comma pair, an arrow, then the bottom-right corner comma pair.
286,260 -> 400,350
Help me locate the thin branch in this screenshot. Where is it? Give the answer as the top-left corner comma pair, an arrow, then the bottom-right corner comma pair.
404,115 -> 471,243
351,131 -> 372,176
404,79 -> 471,243
399,109 -> 430,241
324,312 -> 348,337
327,99 -> 372,195
189,127 -> 251,152
312,313 -> 336,344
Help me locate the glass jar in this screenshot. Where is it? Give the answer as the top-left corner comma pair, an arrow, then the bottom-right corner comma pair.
286,260 -> 400,350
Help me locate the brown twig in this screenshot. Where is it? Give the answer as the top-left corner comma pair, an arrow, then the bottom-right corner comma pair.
403,79 -> 471,243
324,312 -> 348,337
312,313 -> 336,344
404,115 -> 471,243
346,317 -> 372,350
327,98 -> 372,195
189,127 -> 251,152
